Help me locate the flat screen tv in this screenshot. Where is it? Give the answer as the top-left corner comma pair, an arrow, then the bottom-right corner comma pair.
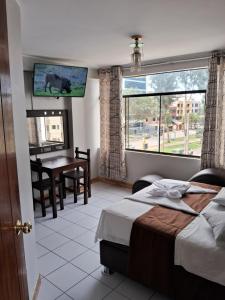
33,63 -> 88,97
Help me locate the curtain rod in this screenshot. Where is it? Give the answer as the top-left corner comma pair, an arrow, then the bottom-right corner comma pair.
122,55 -> 210,70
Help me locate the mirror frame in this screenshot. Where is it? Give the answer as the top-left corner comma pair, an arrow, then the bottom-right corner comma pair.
26,109 -> 70,155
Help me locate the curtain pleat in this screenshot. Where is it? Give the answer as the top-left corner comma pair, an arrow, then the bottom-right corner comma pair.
201,51 -> 225,169
99,66 -> 127,180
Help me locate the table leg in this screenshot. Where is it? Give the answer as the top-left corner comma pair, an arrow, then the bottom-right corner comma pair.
84,167 -> 88,205
51,176 -> 57,218
59,173 -> 64,210
74,179 -> 78,203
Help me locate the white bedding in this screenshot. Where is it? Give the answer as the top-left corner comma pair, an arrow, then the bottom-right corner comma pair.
95,184 -> 225,286
175,201 -> 225,286
126,189 -> 199,215
95,199 -> 151,245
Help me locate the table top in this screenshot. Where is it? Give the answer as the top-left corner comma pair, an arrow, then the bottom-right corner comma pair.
41,156 -> 87,173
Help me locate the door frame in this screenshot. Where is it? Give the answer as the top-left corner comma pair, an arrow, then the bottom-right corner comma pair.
0,0 -> 29,299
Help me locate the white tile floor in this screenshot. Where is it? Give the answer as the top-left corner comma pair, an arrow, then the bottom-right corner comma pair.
35,182 -> 172,300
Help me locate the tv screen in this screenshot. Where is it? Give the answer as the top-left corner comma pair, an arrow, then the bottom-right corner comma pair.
33,63 -> 88,97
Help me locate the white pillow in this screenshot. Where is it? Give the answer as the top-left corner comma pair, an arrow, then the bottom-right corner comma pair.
203,211 -> 225,247
212,187 -> 225,206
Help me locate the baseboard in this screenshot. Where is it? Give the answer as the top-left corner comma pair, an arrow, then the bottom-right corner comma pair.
32,274 -> 41,300
91,177 -> 101,184
93,176 -> 132,189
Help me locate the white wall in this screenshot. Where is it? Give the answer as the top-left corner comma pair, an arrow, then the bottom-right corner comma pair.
123,53 -> 209,77
23,59 -> 100,178
84,78 -> 100,178
126,150 -> 201,183
71,78 -> 100,178
24,70 -> 74,159
6,0 -> 38,298
70,77 -> 100,177
123,57 -> 206,183
6,4 -> 99,298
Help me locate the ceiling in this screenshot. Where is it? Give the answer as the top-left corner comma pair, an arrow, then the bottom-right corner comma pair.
19,0 -> 225,68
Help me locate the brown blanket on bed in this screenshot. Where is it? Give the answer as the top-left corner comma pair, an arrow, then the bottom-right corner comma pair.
128,182 -> 221,296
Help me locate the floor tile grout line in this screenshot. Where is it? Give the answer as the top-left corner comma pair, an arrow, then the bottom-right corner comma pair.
35,202 -> 100,234
46,265 -> 104,298
35,200 -> 86,220
41,275 -> 69,294
35,190 -> 129,225
39,247 -> 105,294
37,236 -> 82,256
35,192 -> 126,214
54,292 -> 73,300
37,227 -> 99,255
37,206 -> 100,231
36,185 -> 132,299
38,236 -> 72,252
88,269 -> 129,299
46,267 -> 90,294
39,244 -> 100,279
36,219 -> 92,243
36,243 -> 52,259
102,275 -> 131,300
59,266 -> 126,300
53,246 -> 90,263
40,258 -> 68,278
35,219 -> 73,235
42,260 -> 90,289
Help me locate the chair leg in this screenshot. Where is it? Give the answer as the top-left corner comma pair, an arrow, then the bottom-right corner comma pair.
32,188 -> 36,210
88,176 -> 91,198
62,176 -> 66,199
33,199 -> 36,211
77,178 -> 80,194
49,188 -> 56,217
83,169 -> 88,205
40,190 -> 46,217
59,183 -> 64,210
74,179 -> 78,203
49,189 -> 53,205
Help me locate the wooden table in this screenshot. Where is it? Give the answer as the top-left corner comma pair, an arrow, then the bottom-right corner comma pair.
41,156 -> 88,218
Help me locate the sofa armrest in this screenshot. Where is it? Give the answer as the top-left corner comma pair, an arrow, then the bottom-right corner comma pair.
132,174 -> 163,194
189,168 -> 225,187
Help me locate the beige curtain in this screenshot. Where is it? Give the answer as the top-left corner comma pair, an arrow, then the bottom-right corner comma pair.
201,51 -> 225,169
99,66 -> 127,180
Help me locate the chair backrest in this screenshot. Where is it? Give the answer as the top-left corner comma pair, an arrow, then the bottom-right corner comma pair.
30,159 -> 43,182
75,147 -> 91,177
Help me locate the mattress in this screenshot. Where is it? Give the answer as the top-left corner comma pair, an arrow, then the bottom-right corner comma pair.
96,185 -> 225,286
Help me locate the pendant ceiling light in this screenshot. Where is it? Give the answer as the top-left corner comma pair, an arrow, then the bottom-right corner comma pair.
130,35 -> 144,72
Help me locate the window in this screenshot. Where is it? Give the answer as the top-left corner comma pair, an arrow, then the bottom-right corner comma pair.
123,68 -> 208,157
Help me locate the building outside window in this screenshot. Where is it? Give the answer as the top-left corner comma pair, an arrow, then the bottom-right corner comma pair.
123,76 -> 147,94
123,68 -> 208,157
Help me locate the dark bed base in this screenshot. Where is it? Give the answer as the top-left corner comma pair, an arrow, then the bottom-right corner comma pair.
100,240 -> 225,300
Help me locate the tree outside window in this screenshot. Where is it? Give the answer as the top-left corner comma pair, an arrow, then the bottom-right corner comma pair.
123,68 -> 208,157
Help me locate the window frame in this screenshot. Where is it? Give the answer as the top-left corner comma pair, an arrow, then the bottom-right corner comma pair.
124,89 -> 206,158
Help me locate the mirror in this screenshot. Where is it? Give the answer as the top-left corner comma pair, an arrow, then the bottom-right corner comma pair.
27,116 -> 64,148
27,110 -> 69,155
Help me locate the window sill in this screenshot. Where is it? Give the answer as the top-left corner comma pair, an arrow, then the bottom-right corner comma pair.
125,148 -> 201,159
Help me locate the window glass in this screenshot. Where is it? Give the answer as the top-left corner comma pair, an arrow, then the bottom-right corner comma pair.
123,68 -> 208,95
126,96 -> 160,151
160,93 -> 205,156
123,68 -> 208,157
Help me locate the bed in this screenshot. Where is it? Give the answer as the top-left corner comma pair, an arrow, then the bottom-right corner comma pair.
96,169 -> 225,300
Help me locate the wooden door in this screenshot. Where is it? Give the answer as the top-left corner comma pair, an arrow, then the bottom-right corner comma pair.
0,0 -> 29,299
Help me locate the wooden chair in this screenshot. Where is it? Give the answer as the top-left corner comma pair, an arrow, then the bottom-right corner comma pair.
62,147 -> 91,202
30,159 -> 64,217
